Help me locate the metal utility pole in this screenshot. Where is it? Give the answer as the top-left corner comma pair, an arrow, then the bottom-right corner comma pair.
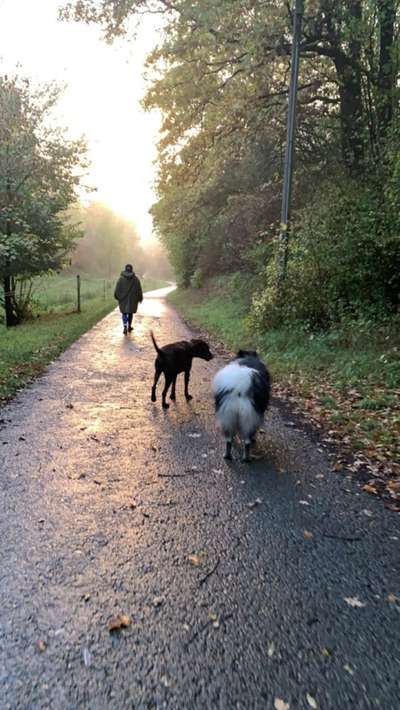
77,274 -> 81,313
279,0 -> 304,281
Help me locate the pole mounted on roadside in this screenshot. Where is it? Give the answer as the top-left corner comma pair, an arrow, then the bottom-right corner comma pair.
279,0 -> 304,282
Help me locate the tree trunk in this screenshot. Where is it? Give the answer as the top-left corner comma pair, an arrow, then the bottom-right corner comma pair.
377,0 -> 395,135
333,1 -> 364,172
3,271 -> 19,327
335,55 -> 364,172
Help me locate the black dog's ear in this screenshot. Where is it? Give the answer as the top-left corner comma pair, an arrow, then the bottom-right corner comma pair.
237,349 -> 247,358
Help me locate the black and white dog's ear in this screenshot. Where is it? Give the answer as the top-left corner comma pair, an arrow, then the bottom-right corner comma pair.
237,349 -> 258,358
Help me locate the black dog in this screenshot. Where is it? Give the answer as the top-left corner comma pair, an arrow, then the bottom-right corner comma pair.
151,331 -> 213,408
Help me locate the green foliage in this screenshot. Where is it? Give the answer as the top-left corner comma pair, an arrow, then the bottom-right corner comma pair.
169,277 -> 400,392
0,72 -> 88,324
62,0 -> 400,329
69,202 -> 143,276
252,163 -> 400,330
67,202 -> 174,281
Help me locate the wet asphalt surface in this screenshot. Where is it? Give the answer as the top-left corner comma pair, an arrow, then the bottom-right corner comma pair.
0,287 -> 399,710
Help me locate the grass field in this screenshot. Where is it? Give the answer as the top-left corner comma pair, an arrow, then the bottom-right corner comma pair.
168,277 -> 400,495
0,271 -> 168,404
34,271 -> 168,312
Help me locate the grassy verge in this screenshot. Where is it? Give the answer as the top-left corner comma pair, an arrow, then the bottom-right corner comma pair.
0,272 -> 169,405
0,297 -> 115,404
168,276 -> 400,507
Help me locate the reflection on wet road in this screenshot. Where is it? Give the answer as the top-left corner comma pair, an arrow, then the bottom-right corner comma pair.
0,287 -> 398,709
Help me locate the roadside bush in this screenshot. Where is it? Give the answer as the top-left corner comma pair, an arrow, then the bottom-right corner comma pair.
251,176 -> 400,332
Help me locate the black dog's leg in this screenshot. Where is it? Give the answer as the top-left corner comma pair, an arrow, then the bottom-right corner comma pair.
184,369 -> 193,401
162,374 -> 173,409
151,364 -> 162,402
170,376 -> 177,400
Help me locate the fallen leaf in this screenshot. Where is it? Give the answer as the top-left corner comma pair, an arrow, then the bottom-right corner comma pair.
344,596 -> 366,608
332,462 -> 342,472
274,699 -> 289,710
188,554 -> 201,567
299,500 -> 310,506
321,647 -> 331,657
344,663 -> 354,675
247,498 -> 263,509
362,484 -> 378,495
304,530 -> 313,539
267,641 -> 275,657
37,640 -> 46,653
306,694 -> 318,709
108,614 -> 132,632
387,593 -> 399,604
187,433 -> 201,438
153,597 -> 163,607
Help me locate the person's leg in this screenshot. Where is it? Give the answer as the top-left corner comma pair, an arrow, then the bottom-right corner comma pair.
128,313 -> 133,331
122,313 -> 129,334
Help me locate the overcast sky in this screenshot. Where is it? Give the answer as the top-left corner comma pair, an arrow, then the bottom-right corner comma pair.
0,0 -> 161,242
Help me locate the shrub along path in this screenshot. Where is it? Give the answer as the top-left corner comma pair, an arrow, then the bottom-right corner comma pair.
0,286 -> 398,708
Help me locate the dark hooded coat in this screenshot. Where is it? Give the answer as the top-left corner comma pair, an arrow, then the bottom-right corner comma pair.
114,270 -> 143,313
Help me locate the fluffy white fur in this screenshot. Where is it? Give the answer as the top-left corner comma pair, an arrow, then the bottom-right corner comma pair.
213,362 -> 263,443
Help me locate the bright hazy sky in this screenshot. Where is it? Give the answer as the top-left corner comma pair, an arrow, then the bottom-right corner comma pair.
0,0 -> 161,242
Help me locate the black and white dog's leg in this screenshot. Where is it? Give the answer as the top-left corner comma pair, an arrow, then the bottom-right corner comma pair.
224,436 -> 233,460
243,439 -> 251,463
184,369 -> 193,401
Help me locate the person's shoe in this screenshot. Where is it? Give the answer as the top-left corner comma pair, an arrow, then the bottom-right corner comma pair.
123,326 -> 128,335
128,326 -> 133,332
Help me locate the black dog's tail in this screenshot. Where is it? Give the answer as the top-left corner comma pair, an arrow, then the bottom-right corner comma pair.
150,330 -> 164,357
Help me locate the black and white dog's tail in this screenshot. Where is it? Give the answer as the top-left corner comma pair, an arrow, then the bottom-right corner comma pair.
212,353 -> 270,461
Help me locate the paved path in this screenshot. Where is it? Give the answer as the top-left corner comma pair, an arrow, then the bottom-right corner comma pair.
0,288 -> 399,709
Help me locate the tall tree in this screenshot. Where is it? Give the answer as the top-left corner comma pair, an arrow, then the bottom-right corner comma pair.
61,0 -> 400,284
0,74 -> 88,326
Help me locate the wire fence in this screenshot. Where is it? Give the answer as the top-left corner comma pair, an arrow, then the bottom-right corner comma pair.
34,272 -> 115,311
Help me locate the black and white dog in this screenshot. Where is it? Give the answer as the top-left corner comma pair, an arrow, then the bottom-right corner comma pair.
213,350 -> 271,462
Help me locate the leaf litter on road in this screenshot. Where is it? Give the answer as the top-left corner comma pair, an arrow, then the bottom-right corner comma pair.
344,596 -> 367,608
108,614 -> 132,632
274,699 -> 289,710
247,498 -> 263,509
306,693 -> 318,709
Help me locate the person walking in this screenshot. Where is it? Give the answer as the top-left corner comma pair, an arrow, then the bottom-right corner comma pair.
114,264 -> 143,335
